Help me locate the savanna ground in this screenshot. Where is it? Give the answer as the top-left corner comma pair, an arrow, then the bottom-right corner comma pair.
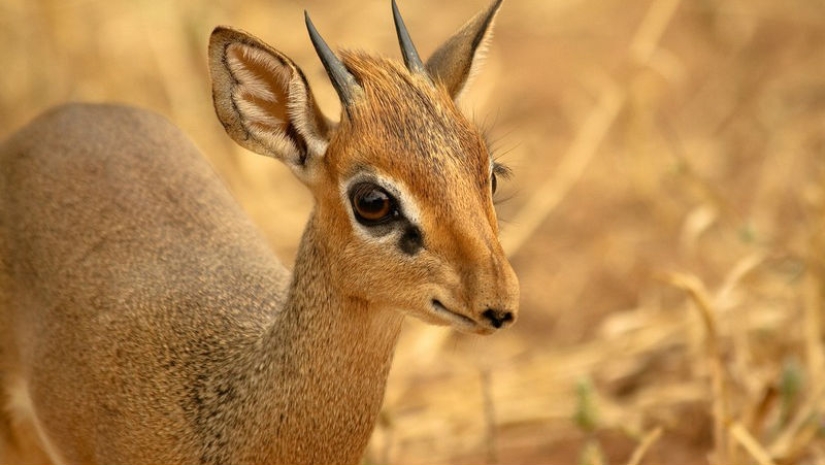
2,0 -> 825,463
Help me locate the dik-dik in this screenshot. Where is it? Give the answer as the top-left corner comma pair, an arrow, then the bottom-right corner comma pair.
0,0 -> 518,463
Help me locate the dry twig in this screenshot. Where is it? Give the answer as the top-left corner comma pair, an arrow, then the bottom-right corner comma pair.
664,273 -> 731,465
625,426 -> 664,465
730,422 -> 776,465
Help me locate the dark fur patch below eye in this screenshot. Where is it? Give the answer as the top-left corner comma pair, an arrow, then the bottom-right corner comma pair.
399,225 -> 423,256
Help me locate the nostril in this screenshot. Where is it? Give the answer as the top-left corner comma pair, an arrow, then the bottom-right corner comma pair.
482,308 -> 514,329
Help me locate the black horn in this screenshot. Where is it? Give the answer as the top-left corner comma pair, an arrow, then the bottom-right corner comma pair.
305,11 -> 361,106
392,0 -> 428,75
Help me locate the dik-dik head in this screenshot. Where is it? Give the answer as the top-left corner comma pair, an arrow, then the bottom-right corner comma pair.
208,0 -> 518,334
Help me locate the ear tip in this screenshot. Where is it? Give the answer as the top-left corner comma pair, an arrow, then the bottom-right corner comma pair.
210,26 -> 229,38
489,0 -> 505,17
209,26 -> 234,51
489,0 -> 504,16
209,26 -> 246,46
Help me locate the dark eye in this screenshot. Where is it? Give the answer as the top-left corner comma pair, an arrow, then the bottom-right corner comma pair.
491,162 -> 511,197
350,182 -> 397,225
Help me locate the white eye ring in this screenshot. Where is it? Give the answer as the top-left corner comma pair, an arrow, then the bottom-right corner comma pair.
341,174 -> 421,221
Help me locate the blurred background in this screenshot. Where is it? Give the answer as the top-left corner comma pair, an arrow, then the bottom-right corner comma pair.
2,0 -> 825,463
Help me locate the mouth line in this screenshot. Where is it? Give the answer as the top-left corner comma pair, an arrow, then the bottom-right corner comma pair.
431,299 -> 477,328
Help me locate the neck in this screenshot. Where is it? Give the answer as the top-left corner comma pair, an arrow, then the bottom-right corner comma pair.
240,215 -> 404,464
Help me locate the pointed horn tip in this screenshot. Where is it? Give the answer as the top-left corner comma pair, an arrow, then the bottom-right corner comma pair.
304,10 -> 362,107
391,0 -> 403,25
304,10 -> 315,30
391,0 -> 428,75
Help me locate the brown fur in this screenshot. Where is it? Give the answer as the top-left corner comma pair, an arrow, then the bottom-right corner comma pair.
0,1 -> 516,464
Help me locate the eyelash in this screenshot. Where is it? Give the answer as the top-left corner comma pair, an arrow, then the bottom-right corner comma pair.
492,161 -> 512,179
491,161 -> 511,193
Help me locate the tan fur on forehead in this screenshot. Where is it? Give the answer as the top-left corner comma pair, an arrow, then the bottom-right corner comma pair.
330,51 -> 491,197
342,52 -> 469,133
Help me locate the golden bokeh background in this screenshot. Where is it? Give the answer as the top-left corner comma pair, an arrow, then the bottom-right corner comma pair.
2,0 -> 825,463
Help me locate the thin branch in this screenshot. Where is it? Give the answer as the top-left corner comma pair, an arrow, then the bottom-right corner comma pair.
625,426 -> 664,465
730,422 -> 776,465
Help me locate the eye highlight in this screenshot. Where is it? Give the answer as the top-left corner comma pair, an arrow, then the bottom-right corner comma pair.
349,182 -> 398,226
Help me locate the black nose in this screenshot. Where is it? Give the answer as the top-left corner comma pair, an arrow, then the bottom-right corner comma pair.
482,308 -> 514,329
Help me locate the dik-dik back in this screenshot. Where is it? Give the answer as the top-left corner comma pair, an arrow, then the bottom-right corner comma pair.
0,1 -> 517,464
0,104 -> 291,463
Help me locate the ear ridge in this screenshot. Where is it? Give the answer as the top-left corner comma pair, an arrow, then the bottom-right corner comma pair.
287,70 -> 331,160
425,0 -> 504,100
208,26 -> 331,175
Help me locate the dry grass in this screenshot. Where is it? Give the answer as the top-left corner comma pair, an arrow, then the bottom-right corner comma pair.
2,0 -> 825,463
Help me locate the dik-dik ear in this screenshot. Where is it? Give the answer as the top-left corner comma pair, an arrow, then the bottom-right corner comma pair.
209,27 -> 331,181
425,0 -> 503,100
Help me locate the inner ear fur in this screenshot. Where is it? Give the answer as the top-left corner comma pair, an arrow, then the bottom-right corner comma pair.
209,26 -> 332,175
